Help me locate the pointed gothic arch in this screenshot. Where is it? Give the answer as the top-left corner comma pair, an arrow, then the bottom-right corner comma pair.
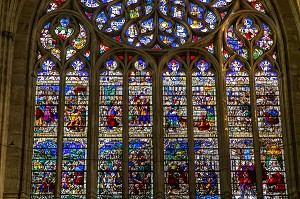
2,0 -> 300,199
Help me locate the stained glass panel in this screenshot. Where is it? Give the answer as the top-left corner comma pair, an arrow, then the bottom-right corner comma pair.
163,61 -> 189,197
62,63 -> 89,197
80,0 -> 233,48
98,60 -> 123,197
98,139 -> 123,198
192,60 -> 219,198
31,66 -> 59,198
226,60 -> 256,198
255,60 -> 288,198
40,22 -> 60,60
128,60 -> 153,198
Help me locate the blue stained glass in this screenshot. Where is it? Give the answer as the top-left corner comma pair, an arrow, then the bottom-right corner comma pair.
196,60 -> 209,72
171,0 -> 185,6
141,18 -> 154,32
96,11 -> 108,30
175,24 -> 188,44
77,0 -> 234,48
98,68 -> 123,196
226,67 -> 256,198
128,63 -> 153,197
98,139 -> 122,196
260,60 -> 272,72
106,18 -> 125,32
190,3 -> 204,18
42,59 -> 55,71
62,70 -> 89,197
139,35 -> 154,46
164,139 -> 189,196
168,59 -> 180,72
126,0 -> 138,7
72,59 -> 84,71
255,67 -> 288,197
159,18 -> 173,33
171,6 -> 184,19
205,11 -> 217,29
101,0 -> 114,3
109,3 -> 122,18
134,59 -> 147,71
80,0 -> 99,7
213,0 -> 233,8
105,59 -> 118,71
32,70 -> 60,198
160,35 -> 175,46
227,26 -> 243,51
60,17 -> 70,27
239,18 -> 259,40
230,60 -> 243,72
126,24 -> 138,44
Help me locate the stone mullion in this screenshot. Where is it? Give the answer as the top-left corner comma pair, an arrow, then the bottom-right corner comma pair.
250,69 -> 263,198
186,64 -> 195,199
152,67 -> 159,198
86,67 -> 98,199
216,32 -> 231,198
123,55 -> 129,199
278,74 -> 293,196
55,72 -> 66,198
155,67 -> 164,199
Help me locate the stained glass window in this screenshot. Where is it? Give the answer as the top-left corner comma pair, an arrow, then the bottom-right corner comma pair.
32,0 -> 289,198
32,60 -> 59,198
128,59 -> 153,197
62,60 -> 88,197
163,59 -> 189,197
99,59 -> 123,197
255,60 -> 288,198
193,60 -> 219,198
226,60 -> 256,198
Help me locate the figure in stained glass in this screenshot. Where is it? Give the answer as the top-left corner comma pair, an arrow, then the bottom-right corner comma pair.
32,1 -> 289,198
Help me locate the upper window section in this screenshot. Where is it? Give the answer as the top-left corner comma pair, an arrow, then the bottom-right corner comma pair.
78,0 -> 233,49
44,0 -> 271,51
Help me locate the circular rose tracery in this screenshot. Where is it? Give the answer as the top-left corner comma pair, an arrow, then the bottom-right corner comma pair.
80,0 -> 234,49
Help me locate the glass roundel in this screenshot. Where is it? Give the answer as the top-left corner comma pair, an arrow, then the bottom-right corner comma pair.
80,0 -> 234,48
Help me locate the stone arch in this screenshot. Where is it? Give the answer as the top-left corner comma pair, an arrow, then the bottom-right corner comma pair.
0,0 -> 299,198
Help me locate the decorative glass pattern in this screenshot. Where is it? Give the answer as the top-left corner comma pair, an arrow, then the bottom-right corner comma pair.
47,0 -> 67,13
226,60 -> 257,198
245,0 -> 266,13
62,61 -> 89,197
39,18 -> 87,61
31,61 -> 59,198
128,60 -> 153,197
80,0 -> 234,48
32,0 -> 289,198
193,60 -> 219,198
225,17 -> 274,62
255,60 -> 288,198
163,60 -> 189,197
98,60 -> 123,197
